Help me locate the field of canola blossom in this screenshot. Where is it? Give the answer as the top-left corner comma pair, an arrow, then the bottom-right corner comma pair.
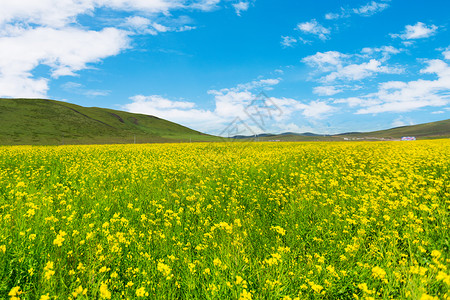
0,141 -> 449,300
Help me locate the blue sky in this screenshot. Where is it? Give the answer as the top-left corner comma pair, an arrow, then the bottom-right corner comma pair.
1,0 -> 449,135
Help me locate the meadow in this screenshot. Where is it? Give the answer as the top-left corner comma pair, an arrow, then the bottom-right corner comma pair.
0,141 -> 449,299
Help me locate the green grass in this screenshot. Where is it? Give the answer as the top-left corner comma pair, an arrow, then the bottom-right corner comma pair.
0,98 -> 221,145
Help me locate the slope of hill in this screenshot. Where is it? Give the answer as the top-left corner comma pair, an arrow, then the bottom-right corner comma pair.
0,98 -> 219,145
242,119 -> 450,142
1,98 -> 448,145
345,118 -> 450,139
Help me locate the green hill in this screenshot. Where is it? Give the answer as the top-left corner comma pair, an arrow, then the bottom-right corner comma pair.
352,118 -> 450,139
251,119 -> 450,142
1,98 -> 448,145
0,98 -> 219,145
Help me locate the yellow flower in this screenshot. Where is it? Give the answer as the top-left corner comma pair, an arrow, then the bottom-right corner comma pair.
357,283 -> 373,294
99,283 -> 111,299
44,261 -> 54,270
53,231 -> 67,247
239,289 -> 252,300
213,258 -> 222,267
43,261 -> 55,281
431,250 -> 441,259
420,293 -> 438,300
372,266 -> 386,280
410,265 -> 427,276
72,285 -> 86,298
208,283 -> 219,293
16,182 -> 26,188
9,286 -> 22,297
270,226 -> 286,236
44,270 -> 55,280
436,271 -> 450,285
308,281 -> 323,293
40,294 -> 50,300
136,287 -> 146,297
25,208 -> 35,217
157,262 -> 171,277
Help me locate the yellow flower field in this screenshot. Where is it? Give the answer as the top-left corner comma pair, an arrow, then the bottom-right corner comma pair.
0,141 -> 449,299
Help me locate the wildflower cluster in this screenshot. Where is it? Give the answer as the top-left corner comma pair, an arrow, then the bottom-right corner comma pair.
0,141 -> 449,298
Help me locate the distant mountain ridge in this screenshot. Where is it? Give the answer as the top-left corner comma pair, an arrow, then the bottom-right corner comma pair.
0,98 -> 219,145
232,132 -> 324,139
232,119 -> 450,141
1,98 -> 449,145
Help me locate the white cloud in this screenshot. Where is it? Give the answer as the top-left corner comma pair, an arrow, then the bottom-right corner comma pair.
147,22 -> 169,33
302,48 -> 402,84
0,26 -> 129,98
324,59 -> 402,82
334,97 -> 367,107
253,96 -> 336,120
391,116 -> 414,127
177,25 -> 196,32
125,78 -> 281,134
313,86 -> 343,96
275,122 -> 312,133
122,16 -> 196,35
443,47 -> 450,60
391,22 -> 438,40
353,1 -> 389,16
189,0 -> 221,11
0,0 -> 186,29
335,57 -> 450,114
281,36 -> 297,48
233,1 -> 249,16
125,78 -> 337,134
214,91 -> 254,119
325,12 -> 344,20
211,78 -> 281,95
129,95 -> 196,109
61,82 -> 110,97
0,0 -> 226,98
0,75 -> 48,98
123,16 -> 152,31
124,95 -> 221,130
299,100 -> 336,118
208,78 -> 281,119
361,46 -> 401,61
431,111 -> 445,114
302,51 -> 347,72
297,19 -> 330,40
325,1 -> 389,20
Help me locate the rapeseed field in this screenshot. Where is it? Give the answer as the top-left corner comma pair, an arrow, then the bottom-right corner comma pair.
0,141 -> 449,299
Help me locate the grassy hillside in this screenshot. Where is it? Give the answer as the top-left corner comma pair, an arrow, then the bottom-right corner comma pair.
252,119 -> 450,142
0,98 -> 220,145
1,98 -> 448,145
355,118 -> 450,139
